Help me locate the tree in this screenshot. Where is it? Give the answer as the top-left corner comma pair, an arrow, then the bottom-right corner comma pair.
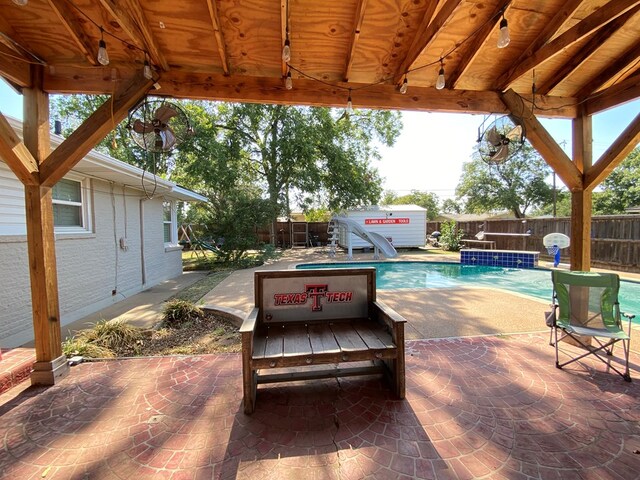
441,198 -> 463,214
383,190 -> 440,220
456,142 -> 553,218
592,146 -> 640,214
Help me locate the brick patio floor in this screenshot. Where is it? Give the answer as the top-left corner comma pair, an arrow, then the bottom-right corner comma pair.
1,333 -> 638,479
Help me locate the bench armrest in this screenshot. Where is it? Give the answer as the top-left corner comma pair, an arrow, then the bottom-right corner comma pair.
373,301 -> 407,331
240,307 -> 260,334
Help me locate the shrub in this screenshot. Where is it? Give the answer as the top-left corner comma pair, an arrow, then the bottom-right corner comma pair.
62,337 -> 115,359
82,319 -> 142,352
163,299 -> 203,327
440,220 -> 465,251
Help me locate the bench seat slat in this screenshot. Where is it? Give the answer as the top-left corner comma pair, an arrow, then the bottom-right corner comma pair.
264,325 -> 284,358
330,322 -> 368,352
283,325 -> 312,357
356,323 -> 394,349
308,324 -> 340,354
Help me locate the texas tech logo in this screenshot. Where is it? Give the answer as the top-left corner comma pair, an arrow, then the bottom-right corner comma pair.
273,284 -> 353,311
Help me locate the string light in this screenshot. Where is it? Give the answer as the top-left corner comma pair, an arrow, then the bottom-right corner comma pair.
282,34 -> 291,63
285,71 -> 293,90
97,28 -> 109,66
436,59 -> 445,90
347,91 -> 353,112
399,78 -> 408,95
143,54 -> 153,80
497,13 -> 510,48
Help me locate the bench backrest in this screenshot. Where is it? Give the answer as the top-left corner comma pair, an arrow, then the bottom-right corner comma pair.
255,268 -> 376,324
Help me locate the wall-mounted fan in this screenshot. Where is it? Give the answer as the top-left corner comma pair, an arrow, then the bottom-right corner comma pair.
477,115 -> 525,165
127,99 -> 192,153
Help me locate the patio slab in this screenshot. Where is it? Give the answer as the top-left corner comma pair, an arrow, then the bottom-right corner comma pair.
1,333 -> 638,479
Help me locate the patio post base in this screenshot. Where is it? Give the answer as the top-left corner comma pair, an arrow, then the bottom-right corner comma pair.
30,355 -> 69,386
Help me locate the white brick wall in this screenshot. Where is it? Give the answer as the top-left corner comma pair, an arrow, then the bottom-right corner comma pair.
0,176 -> 184,347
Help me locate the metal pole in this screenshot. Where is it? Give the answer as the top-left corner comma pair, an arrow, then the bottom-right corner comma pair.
553,172 -> 557,218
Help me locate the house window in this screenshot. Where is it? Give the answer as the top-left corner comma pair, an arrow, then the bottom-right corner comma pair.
163,201 -> 175,244
52,178 -> 89,232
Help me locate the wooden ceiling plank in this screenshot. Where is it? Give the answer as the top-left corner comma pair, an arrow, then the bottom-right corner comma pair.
584,112 -> 640,190
500,89 -> 582,191
574,42 -> 640,100
206,0 -> 229,75
0,113 -> 40,186
585,72 -> 640,114
98,0 -> 169,71
448,0 -> 511,88
495,0 -> 640,91
39,75 -> 153,187
344,0 -> 369,82
537,6 -> 640,95
396,0 -> 463,81
0,54 -> 30,87
46,0 -> 99,66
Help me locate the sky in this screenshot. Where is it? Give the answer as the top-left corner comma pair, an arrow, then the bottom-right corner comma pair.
1,79 -> 638,201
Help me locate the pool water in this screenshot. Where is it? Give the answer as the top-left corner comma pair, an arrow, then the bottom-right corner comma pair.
298,262 -> 640,320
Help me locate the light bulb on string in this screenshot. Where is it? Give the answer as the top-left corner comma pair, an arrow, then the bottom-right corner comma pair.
497,14 -> 510,48
435,59 -> 445,90
285,71 -> 293,90
143,55 -> 153,80
97,28 -> 109,66
282,37 -> 291,62
347,91 -> 353,112
399,78 -> 408,95
12,0 -> 28,6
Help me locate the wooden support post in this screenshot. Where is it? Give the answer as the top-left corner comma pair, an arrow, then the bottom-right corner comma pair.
570,109 -> 592,272
23,65 -> 69,385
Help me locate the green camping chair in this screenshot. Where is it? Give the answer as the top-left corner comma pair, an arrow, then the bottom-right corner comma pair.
547,270 -> 634,381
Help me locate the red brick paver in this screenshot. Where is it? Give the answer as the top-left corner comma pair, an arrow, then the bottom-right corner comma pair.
1,334 -> 638,479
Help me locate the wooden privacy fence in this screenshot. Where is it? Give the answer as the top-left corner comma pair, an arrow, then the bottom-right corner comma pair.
428,215 -> 640,273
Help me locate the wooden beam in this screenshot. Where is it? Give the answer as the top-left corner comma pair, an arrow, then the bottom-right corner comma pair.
585,71 -> 640,115
22,65 -> 69,384
47,0 -> 99,66
573,41 -> 640,100
570,190 -> 592,271
280,0 -> 289,78
0,52 -> 30,87
495,0 -> 640,90
0,113 -> 39,185
39,74 -> 153,187
535,6 -> 638,95
206,0 -> 229,76
500,89 -> 582,191
584,112 -> 640,190
98,0 -> 169,71
344,0 -> 368,82
448,0 -> 511,88
395,0 -> 462,80
43,68 -> 579,118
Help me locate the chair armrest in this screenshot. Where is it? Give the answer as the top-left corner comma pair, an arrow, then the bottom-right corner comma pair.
373,301 -> 407,328
240,307 -> 260,334
622,312 -> 635,337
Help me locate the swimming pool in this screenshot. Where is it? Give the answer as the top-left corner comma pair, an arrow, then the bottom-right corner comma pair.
297,262 -> 640,319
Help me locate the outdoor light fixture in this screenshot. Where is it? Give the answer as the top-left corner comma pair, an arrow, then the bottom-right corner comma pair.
497,14 -> 510,48
399,78 -> 408,95
143,55 -> 153,80
435,60 -> 445,90
282,36 -> 291,62
285,71 -> 293,90
97,28 -> 109,66
347,91 -> 353,112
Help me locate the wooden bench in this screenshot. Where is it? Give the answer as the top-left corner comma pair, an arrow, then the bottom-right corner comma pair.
461,239 -> 496,249
240,267 -> 406,414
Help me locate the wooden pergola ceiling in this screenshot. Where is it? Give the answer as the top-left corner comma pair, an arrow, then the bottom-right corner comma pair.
1,0 -> 639,118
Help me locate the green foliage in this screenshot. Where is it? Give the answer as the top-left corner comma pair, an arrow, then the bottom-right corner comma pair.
439,221 -> 465,251
457,141 -> 553,218
593,147 -> 640,214
163,299 -> 204,328
304,208 -> 332,222
441,198 -> 463,214
383,190 -> 440,220
62,337 -> 115,359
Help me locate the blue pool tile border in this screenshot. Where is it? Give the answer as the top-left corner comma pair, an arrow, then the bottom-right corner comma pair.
460,249 -> 539,269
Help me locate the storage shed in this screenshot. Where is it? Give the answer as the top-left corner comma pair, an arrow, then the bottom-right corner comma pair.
338,205 -> 427,249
